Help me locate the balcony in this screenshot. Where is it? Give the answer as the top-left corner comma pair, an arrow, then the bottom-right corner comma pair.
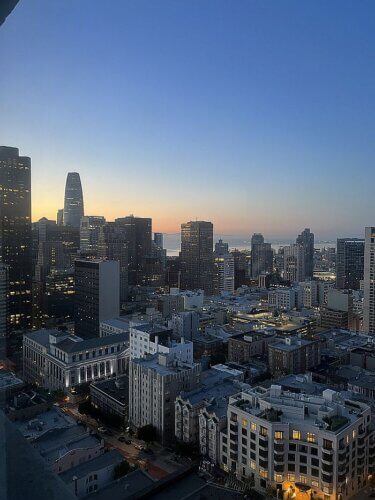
322,464 -> 333,474
323,452 -> 334,463
274,454 -> 284,463
321,474 -> 333,484
230,424 -> 238,433
274,443 -> 284,453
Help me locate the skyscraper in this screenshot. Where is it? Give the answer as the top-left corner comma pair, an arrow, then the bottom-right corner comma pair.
213,253 -> 235,295
114,215 -> 152,286
74,259 -> 120,338
0,264 -> 9,339
56,208 -> 64,226
0,146 -> 32,330
336,238 -> 364,290
98,222 -> 128,303
215,238 -> 229,256
296,228 -> 315,279
181,221 -> 213,294
79,215 -> 106,254
363,227 -> 375,334
284,244 -> 305,282
63,172 -> 84,228
250,233 -> 273,278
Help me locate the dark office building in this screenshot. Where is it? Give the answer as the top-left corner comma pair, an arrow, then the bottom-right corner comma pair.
181,221 -> 213,294
215,238 -> 229,256
231,249 -> 248,289
165,256 -> 182,289
98,222 -> 128,302
43,268 -> 74,322
114,215 -> 152,286
336,238 -> 364,290
0,146 -> 32,331
74,259 -> 119,338
296,228 -> 315,279
250,233 -> 273,279
63,172 -> 84,228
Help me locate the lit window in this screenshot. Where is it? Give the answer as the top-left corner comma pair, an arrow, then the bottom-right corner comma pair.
300,476 -> 307,484
250,461 -> 256,470
274,431 -> 284,440
260,469 -> 268,478
260,426 -> 268,437
346,435 -> 350,444
250,422 -> 257,431
307,432 -> 316,443
274,473 -> 283,482
292,430 -> 301,440
288,473 -> 295,482
242,418 -> 248,427
312,480 -> 319,487
353,429 -> 357,439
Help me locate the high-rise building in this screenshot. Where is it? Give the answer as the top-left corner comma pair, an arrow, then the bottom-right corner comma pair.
79,215 -> 106,254
98,222 -> 128,302
0,264 -> 9,340
181,221 -> 213,294
296,228 -> 315,279
231,249 -> 248,289
284,244 -> 305,282
56,209 -> 64,226
63,172 -> 84,228
114,215 -> 152,286
0,146 -> 32,331
213,253 -> 235,294
215,238 -> 229,256
74,259 -> 120,338
364,227 -> 375,334
250,233 -> 273,279
336,238 -> 364,290
154,232 -> 163,249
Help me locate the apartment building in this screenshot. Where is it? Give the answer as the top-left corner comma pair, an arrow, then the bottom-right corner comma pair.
220,385 -> 373,499
129,322 -> 193,363
129,353 -> 201,445
268,337 -> 320,376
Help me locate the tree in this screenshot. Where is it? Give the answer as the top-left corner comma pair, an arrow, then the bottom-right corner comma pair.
113,460 -> 131,480
137,424 -> 157,443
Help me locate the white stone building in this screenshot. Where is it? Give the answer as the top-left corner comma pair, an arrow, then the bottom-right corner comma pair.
23,329 -> 128,392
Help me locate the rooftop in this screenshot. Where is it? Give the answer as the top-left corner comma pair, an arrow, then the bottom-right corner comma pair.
25,329 -> 129,353
0,370 -> 24,393
270,337 -> 315,352
91,375 -> 129,405
132,354 -> 198,376
15,407 -> 76,441
60,449 -> 123,483
83,469 -> 154,500
230,386 -> 369,432
100,317 -> 130,330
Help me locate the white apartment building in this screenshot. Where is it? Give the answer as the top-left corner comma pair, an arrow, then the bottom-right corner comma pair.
175,368 -> 245,445
23,329 -> 128,392
129,322 -> 193,364
220,385 -> 373,499
129,353 -> 201,444
170,288 -> 205,309
213,253 -> 235,295
268,287 -> 302,311
364,226 -> 375,334
300,281 -> 319,308
318,281 -> 335,306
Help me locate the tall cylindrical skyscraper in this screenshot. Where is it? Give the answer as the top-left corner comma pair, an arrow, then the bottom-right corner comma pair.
63,172 -> 84,228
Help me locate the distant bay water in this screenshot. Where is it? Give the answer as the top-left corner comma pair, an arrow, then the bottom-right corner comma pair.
163,234 -> 336,257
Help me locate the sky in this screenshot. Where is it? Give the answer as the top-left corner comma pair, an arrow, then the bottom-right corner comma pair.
1,0 -> 375,240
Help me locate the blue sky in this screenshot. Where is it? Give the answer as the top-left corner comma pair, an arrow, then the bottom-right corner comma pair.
1,0 -> 374,239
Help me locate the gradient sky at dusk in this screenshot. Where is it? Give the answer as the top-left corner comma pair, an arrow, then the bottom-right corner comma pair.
1,0 -> 375,239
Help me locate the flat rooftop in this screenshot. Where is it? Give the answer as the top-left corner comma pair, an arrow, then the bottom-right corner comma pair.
15,407 -> 76,441
60,449 -> 123,483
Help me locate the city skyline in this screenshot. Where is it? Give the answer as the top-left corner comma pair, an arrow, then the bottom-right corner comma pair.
1,1 -> 375,238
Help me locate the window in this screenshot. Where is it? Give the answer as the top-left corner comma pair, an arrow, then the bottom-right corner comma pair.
299,465 -> 307,474
259,469 -> 268,478
242,418 -> 248,427
323,439 -> 333,450
288,464 -> 295,471
242,428 -> 247,436
312,480 -> 319,488
250,422 -> 257,431
250,460 -> 256,470
307,432 -> 316,443
287,473 -> 295,482
352,429 -> 357,439
274,431 -> 283,440
274,473 -> 282,482
300,476 -> 307,484
288,453 -> 295,462
311,468 -> 319,477
260,426 -> 268,437
292,430 -> 301,440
